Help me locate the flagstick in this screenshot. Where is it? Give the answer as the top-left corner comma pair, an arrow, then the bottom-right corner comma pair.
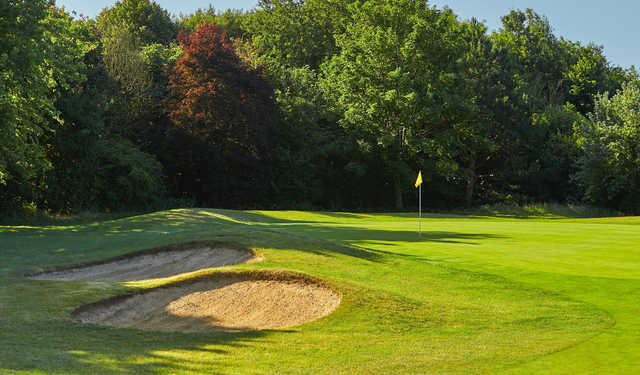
419,183 -> 422,237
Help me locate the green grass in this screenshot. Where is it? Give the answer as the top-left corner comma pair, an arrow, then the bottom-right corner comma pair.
1,208 -> 638,373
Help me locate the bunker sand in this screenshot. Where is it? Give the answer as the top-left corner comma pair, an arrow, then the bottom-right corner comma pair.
73,271 -> 341,332
29,245 -> 256,282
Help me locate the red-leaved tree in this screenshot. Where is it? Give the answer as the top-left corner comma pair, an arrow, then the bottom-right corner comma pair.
165,23 -> 277,206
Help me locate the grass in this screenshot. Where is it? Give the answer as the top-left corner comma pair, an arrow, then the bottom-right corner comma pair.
1,207 -> 638,373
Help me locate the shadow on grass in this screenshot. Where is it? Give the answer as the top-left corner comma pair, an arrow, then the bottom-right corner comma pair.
2,208 -> 509,278
0,208 -> 322,236
0,318 -> 286,375
273,224 -> 506,246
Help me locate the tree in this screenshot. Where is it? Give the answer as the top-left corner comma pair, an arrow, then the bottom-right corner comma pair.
96,0 -> 178,45
523,104 -> 584,201
566,43 -> 627,114
165,23 -> 278,207
96,0 -> 181,145
446,19 -> 518,207
574,80 -> 640,213
1,0 -> 50,193
100,23 -> 155,129
321,0 -> 463,209
265,63 -> 360,209
41,15 -> 166,213
0,2 -> 89,211
178,6 -> 248,39
244,0 -> 353,69
493,9 -> 571,111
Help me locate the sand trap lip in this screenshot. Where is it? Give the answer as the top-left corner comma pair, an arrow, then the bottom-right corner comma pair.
28,242 -> 258,282
73,271 -> 341,332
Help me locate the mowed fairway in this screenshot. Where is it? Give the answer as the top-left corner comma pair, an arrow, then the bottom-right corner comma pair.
1,209 -> 639,374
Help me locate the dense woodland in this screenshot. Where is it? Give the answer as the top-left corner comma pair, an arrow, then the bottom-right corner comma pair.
2,0 -> 640,215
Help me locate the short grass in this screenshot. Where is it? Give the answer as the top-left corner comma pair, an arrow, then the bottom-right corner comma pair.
1,208 -> 638,374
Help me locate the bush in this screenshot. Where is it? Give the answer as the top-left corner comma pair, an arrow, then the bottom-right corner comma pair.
44,137 -> 165,213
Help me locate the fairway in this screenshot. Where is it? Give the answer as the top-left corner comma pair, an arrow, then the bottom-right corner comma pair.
1,209 -> 639,374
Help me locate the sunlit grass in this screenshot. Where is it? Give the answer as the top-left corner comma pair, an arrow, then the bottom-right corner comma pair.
1,208 -> 638,373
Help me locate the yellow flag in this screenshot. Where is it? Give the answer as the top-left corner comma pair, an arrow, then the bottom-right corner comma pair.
415,171 -> 423,188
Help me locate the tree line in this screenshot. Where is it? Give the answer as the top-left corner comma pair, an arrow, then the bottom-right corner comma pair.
2,0 -> 640,215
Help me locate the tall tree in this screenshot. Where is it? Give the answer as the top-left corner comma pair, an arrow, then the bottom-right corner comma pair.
321,0 -> 463,209
566,43 -> 625,114
244,0 -> 352,69
96,0 -> 178,45
493,9 -> 571,111
574,80 -> 640,213
42,15 -> 165,213
165,23 -> 277,207
178,6 -> 248,39
1,0 -> 52,198
0,2 -> 89,211
449,19 -> 517,206
97,0 -> 181,144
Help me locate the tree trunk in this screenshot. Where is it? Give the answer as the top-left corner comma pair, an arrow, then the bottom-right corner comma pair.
394,179 -> 404,210
465,157 -> 477,208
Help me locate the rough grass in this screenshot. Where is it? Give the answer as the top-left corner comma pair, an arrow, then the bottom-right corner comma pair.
1,208 -> 637,373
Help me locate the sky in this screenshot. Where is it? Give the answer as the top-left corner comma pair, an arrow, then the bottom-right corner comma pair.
56,0 -> 639,69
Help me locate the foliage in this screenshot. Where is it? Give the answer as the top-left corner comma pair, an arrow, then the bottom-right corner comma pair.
493,9 -> 571,110
445,19 -> 516,206
96,0 -> 177,45
100,22 -> 155,128
165,23 -> 278,207
3,0 -> 639,214
178,5 -> 248,39
0,0 -> 51,191
523,104 -> 584,201
41,13 -> 166,213
266,63 -> 360,209
574,81 -> 640,213
96,0 -> 179,139
321,0 -> 463,208
244,0 -> 352,69
46,137 -> 165,212
0,2 -> 90,211
140,42 -> 183,102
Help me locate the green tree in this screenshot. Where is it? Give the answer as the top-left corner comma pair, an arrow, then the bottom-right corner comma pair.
574,81 -> 640,213
101,23 -> 155,129
178,6 -> 247,39
96,0 -> 178,45
1,0 -> 51,193
244,0 -> 352,69
523,104 -> 584,201
41,15 -> 166,213
266,64 -> 360,209
0,2 -> 90,211
97,0 -> 182,146
493,9 -> 571,111
489,9 -> 613,203
564,43 -> 630,115
321,0 -> 463,209
443,19 -> 510,206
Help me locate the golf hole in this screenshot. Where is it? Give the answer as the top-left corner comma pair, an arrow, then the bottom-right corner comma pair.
28,242 -> 258,282
72,271 -> 341,332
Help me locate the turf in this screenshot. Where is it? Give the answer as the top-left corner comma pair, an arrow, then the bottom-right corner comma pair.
0,208 -> 638,374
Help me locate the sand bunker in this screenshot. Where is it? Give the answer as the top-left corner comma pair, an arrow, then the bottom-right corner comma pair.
29,244 -> 256,282
73,271 -> 341,332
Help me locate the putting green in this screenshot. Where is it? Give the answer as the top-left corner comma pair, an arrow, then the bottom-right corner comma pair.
1,208 -> 638,374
